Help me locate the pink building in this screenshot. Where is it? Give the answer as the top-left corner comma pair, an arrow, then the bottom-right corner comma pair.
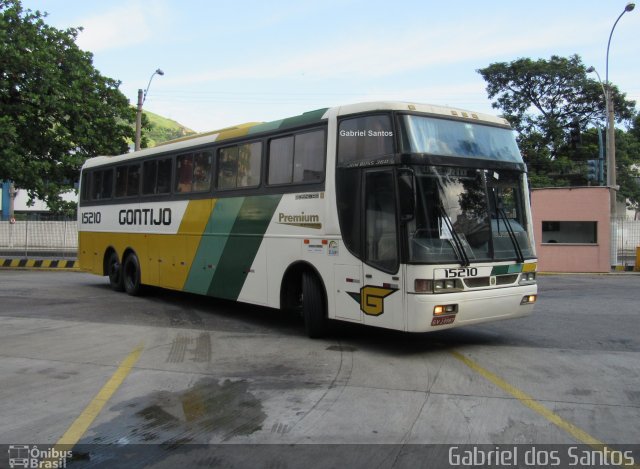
531,187 -> 611,273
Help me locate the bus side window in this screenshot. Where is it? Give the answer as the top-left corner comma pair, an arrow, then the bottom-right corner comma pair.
193,151 -> 212,192
156,158 -> 172,194
176,153 -> 193,193
293,130 -> 324,183
238,142 -> 262,187
268,136 -> 294,185
115,165 -> 128,197
126,164 -> 140,197
80,172 -> 91,202
218,146 -> 238,189
102,169 -> 113,199
142,160 -> 158,195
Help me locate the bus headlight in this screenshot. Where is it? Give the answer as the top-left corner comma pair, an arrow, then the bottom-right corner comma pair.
520,295 -> 537,305
519,272 -> 537,285
433,279 -> 463,293
434,304 -> 458,315
415,278 -> 463,293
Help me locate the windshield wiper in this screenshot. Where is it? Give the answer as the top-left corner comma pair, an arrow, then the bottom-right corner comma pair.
440,211 -> 470,267
496,208 -> 525,263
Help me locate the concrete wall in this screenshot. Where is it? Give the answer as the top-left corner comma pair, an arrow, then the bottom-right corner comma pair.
531,187 -> 611,273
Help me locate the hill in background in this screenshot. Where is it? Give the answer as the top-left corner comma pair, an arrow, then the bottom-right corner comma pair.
144,110 -> 196,147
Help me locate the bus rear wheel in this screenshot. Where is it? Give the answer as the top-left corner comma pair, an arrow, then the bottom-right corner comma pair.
302,271 -> 328,338
107,251 -> 124,292
123,253 -> 142,296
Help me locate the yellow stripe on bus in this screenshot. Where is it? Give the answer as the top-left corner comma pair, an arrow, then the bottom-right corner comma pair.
78,199 -> 216,290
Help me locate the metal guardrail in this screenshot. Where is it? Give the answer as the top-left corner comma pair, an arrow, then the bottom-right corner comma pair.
1,215 -> 638,267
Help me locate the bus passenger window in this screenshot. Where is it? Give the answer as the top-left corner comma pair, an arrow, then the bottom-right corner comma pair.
268,136 -> 294,185
91,171 -> 103,200
193,151 -> 212,191
142,160 -> 157,195
101,169 -> 113,199
156,158 -> 172,194
81,172 -> 91,202
115,166 -> 128,197
293,130 -> 324,183
126,164 -> 140,197
176,154 -> 193,192
238,142 -> 262,187
218,147 -> 238,189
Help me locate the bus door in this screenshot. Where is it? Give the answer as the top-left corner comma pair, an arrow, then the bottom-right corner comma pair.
361,169 -> 404,330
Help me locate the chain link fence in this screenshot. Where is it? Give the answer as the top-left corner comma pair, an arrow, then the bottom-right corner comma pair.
0,214 -> 77,259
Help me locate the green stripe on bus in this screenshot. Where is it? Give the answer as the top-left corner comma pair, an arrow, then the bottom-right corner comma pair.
207,195 -> 282,300
247,120 -> 284,135
183,197 -> 245,294
491,264 -> 523,275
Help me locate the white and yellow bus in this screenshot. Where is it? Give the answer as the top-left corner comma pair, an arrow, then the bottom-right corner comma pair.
78,102 -> 537,337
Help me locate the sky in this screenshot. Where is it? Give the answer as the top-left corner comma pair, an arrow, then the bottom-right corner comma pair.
21,0 -> 640,133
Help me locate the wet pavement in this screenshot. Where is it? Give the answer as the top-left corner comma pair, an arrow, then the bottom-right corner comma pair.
0,271 -> 639,467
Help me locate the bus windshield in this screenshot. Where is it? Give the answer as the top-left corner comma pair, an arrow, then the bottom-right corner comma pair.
400,115 -> 523,163
406,166 -> 534,264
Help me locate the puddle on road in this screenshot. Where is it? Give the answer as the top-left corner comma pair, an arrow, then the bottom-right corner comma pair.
89,378 -> 266,445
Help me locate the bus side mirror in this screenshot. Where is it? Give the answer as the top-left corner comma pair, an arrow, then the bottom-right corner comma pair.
398,169 -> 415,222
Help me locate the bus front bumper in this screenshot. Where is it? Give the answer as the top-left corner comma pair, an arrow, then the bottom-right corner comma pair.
406,285 -> 537,332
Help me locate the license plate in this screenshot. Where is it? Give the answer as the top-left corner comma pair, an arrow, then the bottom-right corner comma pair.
431,315 -> 456,326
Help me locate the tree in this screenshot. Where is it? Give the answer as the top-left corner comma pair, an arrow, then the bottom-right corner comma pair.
477,55 -> 638,193
0,0 -> 135,213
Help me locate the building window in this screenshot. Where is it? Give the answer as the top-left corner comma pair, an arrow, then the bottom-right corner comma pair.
542,221 -> 597,244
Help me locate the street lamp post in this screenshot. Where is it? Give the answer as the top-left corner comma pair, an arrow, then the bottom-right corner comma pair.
134,68 -> 165,151
603,2 -> 634,216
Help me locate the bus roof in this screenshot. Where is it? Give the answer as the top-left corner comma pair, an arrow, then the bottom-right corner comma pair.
82,101 -> 511,170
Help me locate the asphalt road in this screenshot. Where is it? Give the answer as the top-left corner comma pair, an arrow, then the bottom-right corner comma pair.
0,271 -> 638,468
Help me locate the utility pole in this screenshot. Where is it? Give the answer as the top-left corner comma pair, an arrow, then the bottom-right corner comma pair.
134,68 -> 164,152
135,88 -> 144,151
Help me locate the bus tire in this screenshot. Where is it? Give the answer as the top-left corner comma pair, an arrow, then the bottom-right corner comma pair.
302,271 -> 328,338
123,253 -> 142,296
107,251 -> 125,292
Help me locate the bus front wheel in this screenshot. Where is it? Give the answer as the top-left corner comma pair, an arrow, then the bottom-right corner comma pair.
302,271 -> 328,338
107,251 -> 125,292
123,253 -> 142,296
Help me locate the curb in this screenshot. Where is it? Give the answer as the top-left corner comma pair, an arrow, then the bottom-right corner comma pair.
0,258 -> 79,270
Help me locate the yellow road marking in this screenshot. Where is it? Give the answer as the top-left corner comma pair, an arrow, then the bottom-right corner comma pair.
56,343 -> 144,447
450,350 -> 637,468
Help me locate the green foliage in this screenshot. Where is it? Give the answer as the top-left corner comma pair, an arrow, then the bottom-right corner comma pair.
142,110 -> 195,148
615,129 -> 640,210
478,54 -> 640,207
0,0 -> 134,213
